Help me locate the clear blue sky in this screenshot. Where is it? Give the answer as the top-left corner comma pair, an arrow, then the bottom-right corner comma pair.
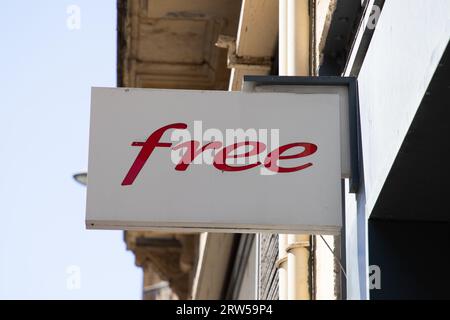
0,1 -> 142,299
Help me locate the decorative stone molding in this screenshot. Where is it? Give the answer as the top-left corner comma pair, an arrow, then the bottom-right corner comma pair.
125,231 -> 198,299
118,0 -> 242,90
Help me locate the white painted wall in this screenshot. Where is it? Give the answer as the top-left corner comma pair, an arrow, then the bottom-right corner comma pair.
358,0 -> 450,218
345,0 -> 450,299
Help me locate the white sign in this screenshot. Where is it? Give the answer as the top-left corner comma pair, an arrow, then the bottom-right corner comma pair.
86,88 -> 342,234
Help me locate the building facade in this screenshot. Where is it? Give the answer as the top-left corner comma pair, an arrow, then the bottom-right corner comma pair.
117,0 -> 450,300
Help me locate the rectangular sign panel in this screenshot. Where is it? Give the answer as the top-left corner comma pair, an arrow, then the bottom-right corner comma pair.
86,88 -> 342,234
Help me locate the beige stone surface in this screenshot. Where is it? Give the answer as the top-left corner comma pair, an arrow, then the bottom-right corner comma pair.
118,0 -> 242,90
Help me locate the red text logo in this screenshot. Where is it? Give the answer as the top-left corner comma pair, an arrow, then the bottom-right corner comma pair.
122,123 -> 318,186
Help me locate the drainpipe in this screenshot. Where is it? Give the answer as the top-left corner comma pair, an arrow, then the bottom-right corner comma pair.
286,0 -> 310,76
277,0 -> 289,301
278,0 -> 311,300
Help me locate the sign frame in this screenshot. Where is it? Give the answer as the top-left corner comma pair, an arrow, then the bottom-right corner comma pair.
86,76 -> 360,234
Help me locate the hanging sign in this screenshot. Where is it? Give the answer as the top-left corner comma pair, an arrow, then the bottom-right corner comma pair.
86,87 -> 342,234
